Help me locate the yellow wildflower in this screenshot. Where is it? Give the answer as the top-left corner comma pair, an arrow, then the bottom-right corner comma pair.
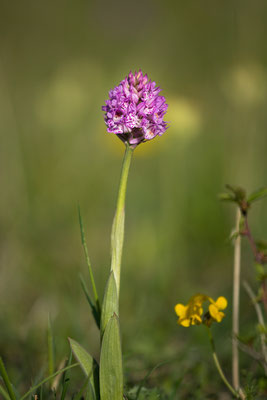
175,294 -> 227,327
208,296 -> 227,323
175,294 -> 207,327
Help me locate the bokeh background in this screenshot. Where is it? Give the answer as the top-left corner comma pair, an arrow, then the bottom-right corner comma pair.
1,0 -> 267,396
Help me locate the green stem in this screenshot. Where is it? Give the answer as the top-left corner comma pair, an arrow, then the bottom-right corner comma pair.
232,208 -> 241,390
207,328 -> 240,399
243,281 -> 267,375
0,384 -> 11,400
20,363 -> 79,400
78,206 -> 101,315
111,143 -> 134,296
0,357 -> 16,400
47,314 -> 55,379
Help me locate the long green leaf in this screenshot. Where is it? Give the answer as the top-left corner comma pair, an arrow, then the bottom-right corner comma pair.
247,187 -> 267,204
100,271 -> 119,338
85,381 -> 96,400
79,274 -> 100,329
47,314 -> 55,378
100,314 -> 123,400
0,384 -> 11,400
60,351 -> 72,400
69,338 -> 99,399
78,206 -> 100,314
72,376 -> 90,400
218,193 -> 236,202
0,357 -> 16,400
69,338 -> 94,376
19,363 -> 79,400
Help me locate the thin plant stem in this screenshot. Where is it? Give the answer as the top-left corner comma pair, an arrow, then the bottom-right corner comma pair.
111,143 -> 134,295
243,280 -> 267,375
0,384 -> 11,400
78,206 -> 101,315
79,273 -> 100,328
19,363 -> 79,400
242,215 -> 267,314
135,360 -> 171,400
0,357 -> 16,400
47,314 -> 55,379
51,358 -> 66,392
243,216 -> 261,262
72,375 -> 90,400
60,351 -> 72,400
232,208 -> 241,391
207,329 -> 240,399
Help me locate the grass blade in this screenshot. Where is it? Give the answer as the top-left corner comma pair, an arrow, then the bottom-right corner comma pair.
0,357 -> 17,400
78,206 -> 100,315
72,376 -> 90,400
60,351 -> 72,400
135,361 -> 168,400
85,381 -> 96,400
0,383 -> 11,400
19,363 -> 79,400
47,314 -> 55,378
79,274 -> 100,329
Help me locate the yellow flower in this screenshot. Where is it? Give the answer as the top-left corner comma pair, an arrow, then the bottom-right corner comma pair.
175,294 -> 227,327
174,294 -> 207,327
208,296 -> 227,323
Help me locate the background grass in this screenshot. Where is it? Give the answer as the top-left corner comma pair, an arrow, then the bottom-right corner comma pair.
1,0 -> 267,397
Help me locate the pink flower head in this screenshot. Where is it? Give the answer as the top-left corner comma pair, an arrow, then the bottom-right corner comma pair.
102,70 -> 168,147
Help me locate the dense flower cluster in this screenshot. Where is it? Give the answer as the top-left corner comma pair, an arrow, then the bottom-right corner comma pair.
102,70 -> 168,147
174,294 -> 227,327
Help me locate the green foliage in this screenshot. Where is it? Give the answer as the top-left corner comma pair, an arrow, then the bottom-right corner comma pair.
257,323 -> 267,334
255,240 -> 267,252
100,271 -> 119,338
72,376 -> 91,400
242,370 -> 265,399
68,338 -> 99,399
20,363 -> 79,400
219,184 -> 249,214
79,273 -> 101,329
100,314 -> 123,400
69,338 -> 94,377
78,206 -> 101,319
60,351 -> 72,400
220,185 -> 267,216
254,263 -> 267,281
134,361 -> 173,400
0,357 -> 17,400
85,381 -> 97,400
47,315 -> 55,378
247,187 -> 267,204
127,386 -> 166,400
0,383 -> 12,400
2,1 -> 267,396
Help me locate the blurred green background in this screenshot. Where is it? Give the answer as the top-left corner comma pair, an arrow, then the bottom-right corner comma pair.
1,0 -> 267,395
